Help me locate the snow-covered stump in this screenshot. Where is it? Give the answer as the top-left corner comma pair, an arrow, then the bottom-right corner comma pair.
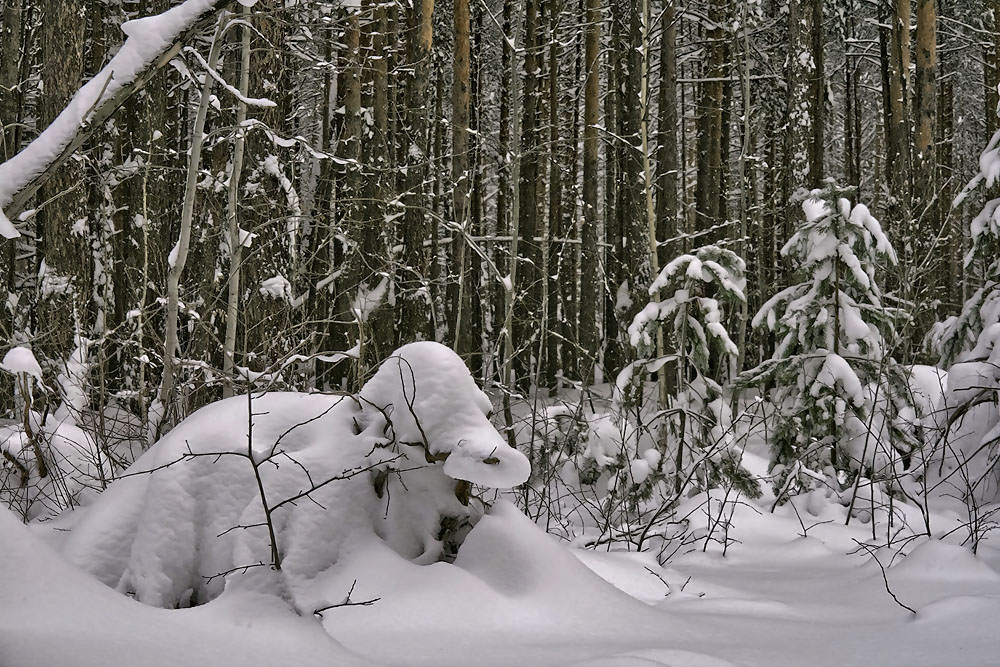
58,342 -> 529,609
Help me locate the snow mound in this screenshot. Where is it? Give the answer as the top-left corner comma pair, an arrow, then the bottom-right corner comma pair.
0,507 -> 372,667
360,342 -> 530,488
57,343 -> 528,609
889,539 -> 1000,583
453,500 -> 661,630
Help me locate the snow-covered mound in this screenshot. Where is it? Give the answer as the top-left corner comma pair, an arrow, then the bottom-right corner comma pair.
56,342 -> 530,609
934,326 -> 1000,503
0,507 -> 373,667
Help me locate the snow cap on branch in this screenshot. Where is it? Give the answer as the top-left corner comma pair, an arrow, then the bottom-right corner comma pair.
0,0 -> 230,237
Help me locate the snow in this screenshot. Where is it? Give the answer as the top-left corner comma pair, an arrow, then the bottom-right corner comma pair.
49,343 -> 527,612
184,46 -> 276,108
359,342 -> 530,488
258,274 -> 296,303
810,351 -> 864,406
10,440 -> 1000,667
0,507 -> 371,667
0,0 -> 229,237
7,346 -> 1000,666
1,345 -> 43,380
352,277 -> 389,322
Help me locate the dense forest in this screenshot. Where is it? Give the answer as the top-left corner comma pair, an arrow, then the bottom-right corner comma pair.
1,0 -> 991,412
4,3 -> 1000,664
3,0 -> 1000,512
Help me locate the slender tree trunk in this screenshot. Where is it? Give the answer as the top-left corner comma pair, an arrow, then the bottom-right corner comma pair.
784,0 -> 816,227
37,0 -> 87,364
562,5 -> 583,381
160,15 -> 226,425
544,0 -> 562,394
514,0 -> 541,388
494,0 -> 513,381
222,5 -> 252,398
469,5 -> 485,375
619,0 -> 651,378
656,0 -> 678,267
809,0 -> 825,185
695,0 -> 725,238
361,0 -> 393,370
603,11 -> 622,377
887,0 -> 913,230
451,0 -> 473,359
914,0 -> 936,214
1,0 -> 23,162
398,0 -> 435,343
843,2 -> 860,191
579,0 -> 600,383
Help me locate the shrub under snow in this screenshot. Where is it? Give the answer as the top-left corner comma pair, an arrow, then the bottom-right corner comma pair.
57,341 -> 529,609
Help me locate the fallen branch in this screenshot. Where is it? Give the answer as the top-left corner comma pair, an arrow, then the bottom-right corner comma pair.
0,0 -> 235,237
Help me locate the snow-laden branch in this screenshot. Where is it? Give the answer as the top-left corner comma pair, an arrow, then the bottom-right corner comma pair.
183,46 -> 276,108
0,0 -> 233,239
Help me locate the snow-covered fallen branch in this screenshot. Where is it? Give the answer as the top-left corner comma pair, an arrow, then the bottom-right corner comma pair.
0,0 -> 234,238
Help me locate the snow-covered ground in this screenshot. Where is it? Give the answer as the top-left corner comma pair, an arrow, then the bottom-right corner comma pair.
5,490 -> 999,667
2,343 -> 999,666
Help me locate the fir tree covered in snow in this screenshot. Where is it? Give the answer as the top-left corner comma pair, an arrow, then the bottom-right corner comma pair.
926,128 -> 1000,367
923,126 -> 1000,504
741,184 -> 907,496
629,246 -> 758,498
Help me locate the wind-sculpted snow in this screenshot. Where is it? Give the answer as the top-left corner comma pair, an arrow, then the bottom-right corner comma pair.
60,342 -> 530,609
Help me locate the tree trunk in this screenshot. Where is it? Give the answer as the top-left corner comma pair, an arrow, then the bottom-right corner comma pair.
1,0 -> 23,161
809,0 -> 825,186
37,0 -> 87,363
544,0 -> 562,394
159,15 -> 226,428
451,0 -> 473,360
579,0 -> 600,383
656,0 -> 678,266
398,0 -> 434,344
695,0 -> 725,238
514,0 -> 541,388
222,4 -> 252,398
784,0 -> 816,227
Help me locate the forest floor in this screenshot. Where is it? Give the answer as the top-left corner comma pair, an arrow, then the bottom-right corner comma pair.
2,370 -> 998,667
4,467 -> 998,667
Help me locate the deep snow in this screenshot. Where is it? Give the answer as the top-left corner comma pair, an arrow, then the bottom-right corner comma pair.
6,491 -> 1000,667
2,343 -> 999,666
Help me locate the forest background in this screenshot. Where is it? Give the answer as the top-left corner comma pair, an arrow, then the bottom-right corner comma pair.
0,0 -> 983,442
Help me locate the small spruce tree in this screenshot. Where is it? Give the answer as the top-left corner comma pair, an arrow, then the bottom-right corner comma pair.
629,245 -> 759,498
741,184 -> 907,497
926,129 -> 1000,366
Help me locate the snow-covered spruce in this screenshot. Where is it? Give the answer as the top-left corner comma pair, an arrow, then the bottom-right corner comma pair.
921,120 -> 1000,506
928,123 -> 1000,367
740,184 -> 912,498
628,245 -> 758,498
58,342 -> 529,609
